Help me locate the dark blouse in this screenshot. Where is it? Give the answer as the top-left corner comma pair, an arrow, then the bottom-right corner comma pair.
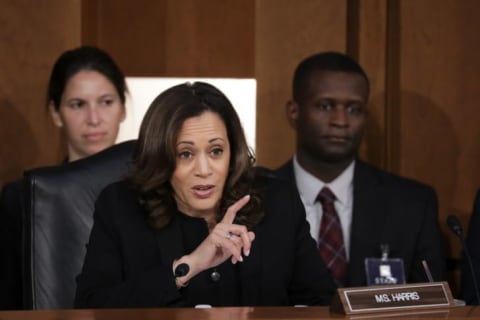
178,213 -> 240,306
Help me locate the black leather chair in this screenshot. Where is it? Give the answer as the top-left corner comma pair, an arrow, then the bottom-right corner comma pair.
22,140 -> 136,309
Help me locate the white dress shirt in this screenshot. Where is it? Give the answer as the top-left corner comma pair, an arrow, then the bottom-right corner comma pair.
293,155 -> 354,260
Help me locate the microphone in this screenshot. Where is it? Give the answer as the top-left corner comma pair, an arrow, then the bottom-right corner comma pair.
447,215 -> 463,237
447,215 -> 480,304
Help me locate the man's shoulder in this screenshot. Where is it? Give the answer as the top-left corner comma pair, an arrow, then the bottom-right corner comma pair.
255,165 -> 290,186
356,160 -> 435,194
252,166 -> 306,223
1,179 -> 23,195
99,179 -> 134,199
255,161 -> 296,186
0,179 -> 24,214
269,160 -> 295,180
253,165 -> 301,199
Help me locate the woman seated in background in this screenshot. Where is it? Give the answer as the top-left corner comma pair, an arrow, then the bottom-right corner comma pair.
74,82 -> 336,308
47,46 -> 127,161
0,45 -> 128,310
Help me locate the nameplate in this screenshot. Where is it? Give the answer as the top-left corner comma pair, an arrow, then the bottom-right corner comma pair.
330,281 -> 455,315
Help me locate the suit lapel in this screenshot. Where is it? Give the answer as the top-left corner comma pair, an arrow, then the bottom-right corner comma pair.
348,161 -> 388,286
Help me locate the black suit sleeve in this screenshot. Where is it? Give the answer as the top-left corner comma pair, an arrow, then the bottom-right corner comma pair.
408,186 -> 447,283
462,190 -> 480,305
349,162 -> 448,286
0,181 -> 24,310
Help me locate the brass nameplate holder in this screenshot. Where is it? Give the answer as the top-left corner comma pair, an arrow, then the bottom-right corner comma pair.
330,281 -> 455,315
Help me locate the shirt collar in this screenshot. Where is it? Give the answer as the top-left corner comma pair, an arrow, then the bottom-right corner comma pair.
293,155 -> 355,206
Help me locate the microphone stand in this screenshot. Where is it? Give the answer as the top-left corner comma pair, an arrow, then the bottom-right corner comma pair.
447,215 -> 480,305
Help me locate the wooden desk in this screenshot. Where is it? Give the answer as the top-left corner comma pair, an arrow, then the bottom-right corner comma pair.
0,306 -> 479,320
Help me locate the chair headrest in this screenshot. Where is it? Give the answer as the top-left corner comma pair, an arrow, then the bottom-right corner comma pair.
24,139 -> 137,189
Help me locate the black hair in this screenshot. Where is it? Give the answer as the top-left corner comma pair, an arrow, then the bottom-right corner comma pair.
292,51 -> 369,102
47,46 -> 127,109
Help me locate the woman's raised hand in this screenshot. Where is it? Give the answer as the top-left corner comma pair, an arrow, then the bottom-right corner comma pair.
173,195 -> 256,284
210,194 -> 256,264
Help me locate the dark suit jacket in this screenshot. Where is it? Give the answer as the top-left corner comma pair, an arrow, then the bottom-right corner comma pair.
74,173 -> 336,308
274,159 -> 446,287
0,180 -> 24,310
462,189 -> 480,305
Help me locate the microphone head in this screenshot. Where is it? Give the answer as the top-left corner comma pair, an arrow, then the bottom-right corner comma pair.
447,215 -> 463,237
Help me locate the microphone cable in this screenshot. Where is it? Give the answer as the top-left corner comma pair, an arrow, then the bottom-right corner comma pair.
447,215 -> 480,305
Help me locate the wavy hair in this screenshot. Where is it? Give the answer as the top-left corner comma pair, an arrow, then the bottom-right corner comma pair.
128,82 -> 263,229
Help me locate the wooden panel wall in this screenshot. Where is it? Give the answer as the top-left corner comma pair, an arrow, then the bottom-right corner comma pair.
352,0 -> 388,169
0,0 -> 81,188
82,0 -> 254,77
396,0 -> 480,252
255,0 -> 347,168
394,0 -> 480,294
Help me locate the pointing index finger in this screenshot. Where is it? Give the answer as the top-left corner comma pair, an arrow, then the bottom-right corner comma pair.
222,195 -> 250,225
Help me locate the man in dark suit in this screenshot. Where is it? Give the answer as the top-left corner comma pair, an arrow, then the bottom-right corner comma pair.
274,51 -> 446,287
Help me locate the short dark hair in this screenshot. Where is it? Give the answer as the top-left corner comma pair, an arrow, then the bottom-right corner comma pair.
292,51 -> 369,102
129,82 -> 263,229
47,46 -> 128,109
